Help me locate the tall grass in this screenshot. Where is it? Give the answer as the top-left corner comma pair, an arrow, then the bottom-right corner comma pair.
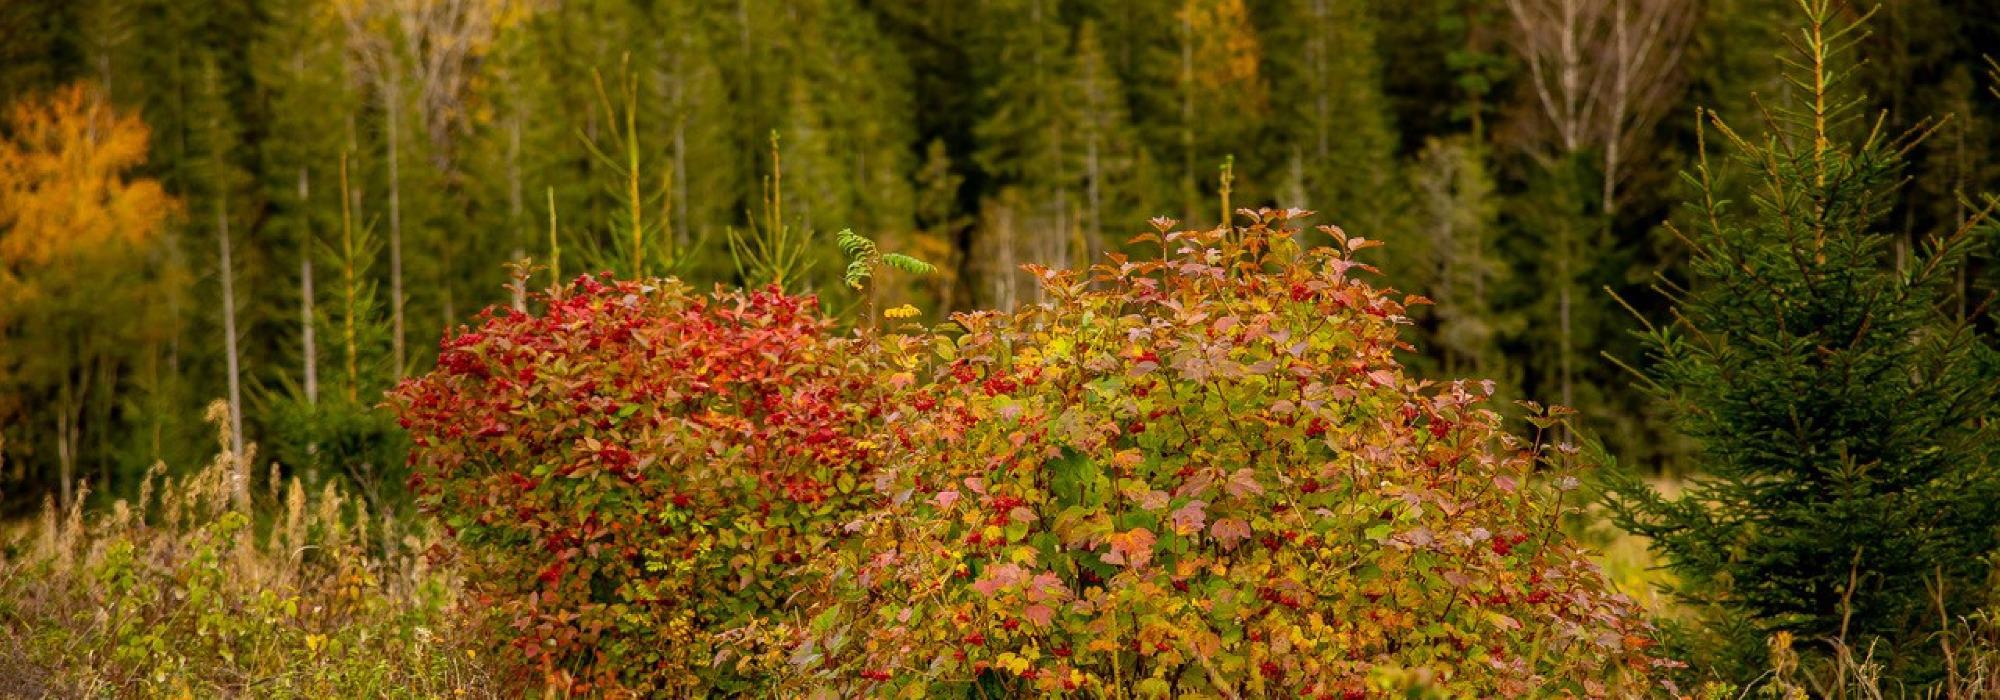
1586,481 -> 2000,699
0,402 -> 491,698
1686,616 -> 2000,700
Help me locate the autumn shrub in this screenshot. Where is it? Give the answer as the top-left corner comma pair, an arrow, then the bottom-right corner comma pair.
390,275 -> 920,694
788,211 -> 1667,698
0,402 -> 487,698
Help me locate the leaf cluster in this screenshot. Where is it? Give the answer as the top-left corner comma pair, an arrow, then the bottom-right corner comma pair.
793,211 -> 1664,697
390,273 -> 918,694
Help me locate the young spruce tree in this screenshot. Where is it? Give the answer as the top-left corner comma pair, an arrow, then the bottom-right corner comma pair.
1605,0 -> 2000,677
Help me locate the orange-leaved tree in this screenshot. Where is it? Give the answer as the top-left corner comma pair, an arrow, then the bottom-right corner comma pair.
0,82 -> 178,506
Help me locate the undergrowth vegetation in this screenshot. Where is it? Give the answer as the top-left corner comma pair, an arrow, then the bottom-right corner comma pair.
792,212 -> 1666,697
392,276 -> 916,694
389,211 -> 1667,697
0,404 -> 489,698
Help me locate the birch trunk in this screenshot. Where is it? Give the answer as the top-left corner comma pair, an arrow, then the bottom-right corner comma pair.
386,72 -> 406,379
217,176 -> 247,508
300,166 -> 318,406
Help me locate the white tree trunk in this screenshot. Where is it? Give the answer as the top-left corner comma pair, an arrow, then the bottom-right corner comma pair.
386,73 -> 406,379
300,166 -> 318,406
217,180 -> 247,508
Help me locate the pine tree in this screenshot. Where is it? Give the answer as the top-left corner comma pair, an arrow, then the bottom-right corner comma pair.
1071,20 -> 1157,260
1606,0 -> 2000,677
728,0 -> 916,294
971,0 -> 1083,306
1411,137 -> 1517,391
1262,0 -> 1402,242
1169,0 -> 1267,225
273,154 -> 407,508
253,0 -> 352,409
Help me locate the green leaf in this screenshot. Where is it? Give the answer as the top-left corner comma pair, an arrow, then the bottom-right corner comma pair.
810,606 -> 840,633
882,253 -> 936,276
844,259 -> 872,290
835,228 -> 875,259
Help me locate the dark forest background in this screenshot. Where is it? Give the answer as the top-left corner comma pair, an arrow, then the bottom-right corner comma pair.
5,0 -> 2000,510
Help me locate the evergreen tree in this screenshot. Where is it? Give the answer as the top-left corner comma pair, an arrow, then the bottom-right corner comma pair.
970,0 -> 1083,306
252,0 -> 352,409
1410,137 -> 1518,392
705,0 -> 916,296
190,56 -> 250,506
1071,21 -> 1158,258
1606,1 -> 2000,678
1261,0 -> 1402,243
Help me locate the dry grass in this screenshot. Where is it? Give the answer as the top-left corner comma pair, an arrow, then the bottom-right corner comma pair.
0,402 -> 494,698
1583,478 -> 2000,699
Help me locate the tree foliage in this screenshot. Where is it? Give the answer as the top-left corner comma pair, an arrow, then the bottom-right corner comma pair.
1605,0 -> 2000,678
0,82 -> 178,505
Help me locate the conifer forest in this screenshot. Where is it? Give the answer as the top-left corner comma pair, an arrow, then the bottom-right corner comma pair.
6,0 -> 2000,696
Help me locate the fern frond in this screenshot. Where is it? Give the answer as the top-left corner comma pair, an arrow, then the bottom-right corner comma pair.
837,228 -> 933,291
844,259 -> 873,290
837,229 -> 877,260
882,253 -> 936,276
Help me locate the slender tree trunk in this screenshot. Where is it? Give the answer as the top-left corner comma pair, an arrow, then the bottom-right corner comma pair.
56,369 -> 77,509
672,92 -> 689,250
508,111 -> 526,312
1557,0 -> 1581,413
341,156 -> 361,405
1558,0 -> 1582,152
1557,220 -> 1575,409
217,177 -> 247,508
386,73 -> 406,379
300,166 -> 318,406
1603,0 -> 1629,223
1179,7 -> 1197,223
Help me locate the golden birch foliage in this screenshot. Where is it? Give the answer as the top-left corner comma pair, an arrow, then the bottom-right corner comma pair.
0,82 -> 174,276
1178,0 -> 1264,96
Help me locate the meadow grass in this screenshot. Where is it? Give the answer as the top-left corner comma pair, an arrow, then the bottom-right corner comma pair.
0,403 -> 493,699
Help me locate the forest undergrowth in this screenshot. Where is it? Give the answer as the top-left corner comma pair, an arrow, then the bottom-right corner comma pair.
0,404 -> 491,698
